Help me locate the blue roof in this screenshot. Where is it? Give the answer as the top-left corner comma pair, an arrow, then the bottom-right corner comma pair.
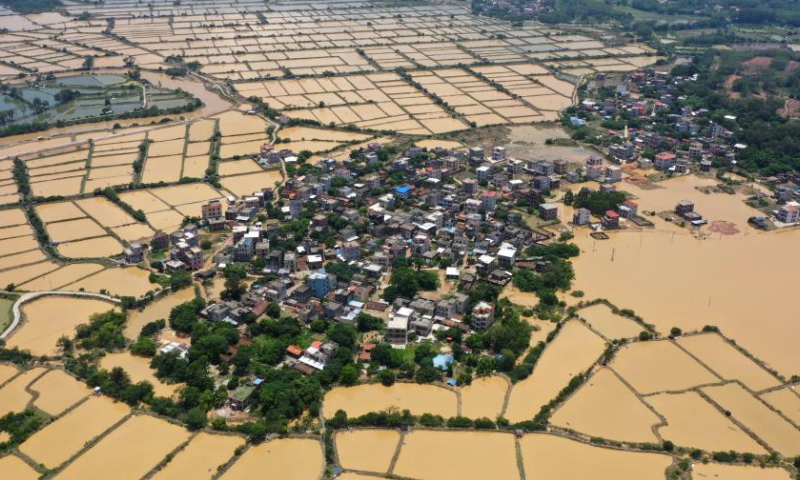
395,186 -> 412,194
433,354 -> 454,371
447,378 -> 457,386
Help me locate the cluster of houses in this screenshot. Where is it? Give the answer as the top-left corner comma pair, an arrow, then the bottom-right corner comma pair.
581,68 -> 742,174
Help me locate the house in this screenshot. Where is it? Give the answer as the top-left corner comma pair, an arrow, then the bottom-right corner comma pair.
539,203 -> 558,221
675,199 -> 695,217
472,301 -> 495,330
124,243 -> 144,263
654,152 -> 677,170
776,203 -> 799,224
307,269 -> 336,298
202,200 -> 223,222
497,243 -> 516,268
573,207 -> 591,226
386,316 -> 408,345
618,200 -> 638,219
601,210 -> 620,229
228,385 -> 256,410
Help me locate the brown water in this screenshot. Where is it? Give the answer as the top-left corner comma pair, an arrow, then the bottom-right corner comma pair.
519,434 -> 672,480
644,391 -> 766,454
324,383 -> 458,418
610,340 -> 719,395
0,364 -> 19,384
219,438 -> 323,480
150,432 -> 244,480
676,333 -> 780,392
64,267 -> 155,297
51,415 -> 190,480
335,429 -> 399,474
20,395 -> 130,469
571,216 -> 800,378
220,171 -> 284,197
0,454 -> 39,480
100,352 -> 178,397
692,463 -> 793,480
8,296 -> 116,356
29,369 -> 91,416
393,430 -> 518,480
0,367 -> 46,417
505,320 -> 606,423
459,375 -> 509,419
702,383 -> 800,456
20,263 -> 105,291
577,303 -> 644,340
550,368 -> 660,443
125,288 -> 197,339
760,388 -> 800,425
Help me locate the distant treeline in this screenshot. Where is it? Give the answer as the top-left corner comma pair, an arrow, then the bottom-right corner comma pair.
0,0 -> 63,14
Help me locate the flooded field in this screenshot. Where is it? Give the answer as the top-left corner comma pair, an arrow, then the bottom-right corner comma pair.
459,375 -> 509,419
29,369 -> 91,415
702,383 -> 800,456
100,352 -> 178,397
19,263 -> 105,291
335,429 -> 400,474
8,296 -> 116,356
64,267 -> 155,297
325,383 -> 458,418
393,430 -> 518,480
220,170 -> 284,197
20,395 -> 130,468
125,288 -> 197,339
51,415 -> 190,480
760,388 -> 800,425
550,368 -> 660,443
645,391 -> 766,453
279,126 -> 370,143
519,434 -> 672,480
676,333 -> 779,392
220,438 -> 323,480
150,432 -> 244,480
692,463 -> 793,480
0,367 -> 46,417
505,320 -> 605,422
576,303 -> 644,340
610,340 -> 719,394
0,454 -> 39,480
0,363 -> 19,384
571,227 -> 800,378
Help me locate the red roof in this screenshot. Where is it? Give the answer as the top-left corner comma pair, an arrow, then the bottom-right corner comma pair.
311,341 -> 323,349
655,152 -> 676,160
605,210 -> 620,218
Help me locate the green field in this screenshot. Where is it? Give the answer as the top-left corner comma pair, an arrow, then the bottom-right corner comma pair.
0,297 -> 15,334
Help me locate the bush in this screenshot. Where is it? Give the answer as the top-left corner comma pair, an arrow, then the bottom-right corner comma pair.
446,416 -> 474,428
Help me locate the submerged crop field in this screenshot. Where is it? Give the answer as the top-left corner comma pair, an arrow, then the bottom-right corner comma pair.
0,0 -> 798,480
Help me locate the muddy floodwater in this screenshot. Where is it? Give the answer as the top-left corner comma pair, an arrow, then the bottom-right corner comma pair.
220,438 -> 323,480
325,383 -> 458,418
571,227 -> 800,378
519,434 -> 672,480
609,340 -> 719,395
760,387 -> 800,425
335,429 -> 400,474
0,454 -> 39,480
8,296 -> 114,355
151,432 -> 244,480
51,414 -> 190,480
505,320 -> 605,423
125,287 -> 197,339
393,430 -> 519,480
20,395 -> 130,468
0,367 -> 46,417
675,333 -> 779,392
692,463 -> 793,480
29,369 -> 91,416
644,391 -> 766,454
550,368 -> 660,443
8,296 -> 116,356
576,303 -> 644,340
459,375 -> 509,419
100,352 -> 179,397
702,383 -> 800,456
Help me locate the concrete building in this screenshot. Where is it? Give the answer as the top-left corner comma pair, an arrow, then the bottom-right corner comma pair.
307,269 -> 336,298
539,203 -> 558,221
472,301 -> 495,330
573,207 -> 591,226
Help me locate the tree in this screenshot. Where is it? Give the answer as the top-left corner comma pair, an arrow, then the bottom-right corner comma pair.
355,312 -> 383,332
563,189 -> 574,206
339,365 -> 359,386
266,302 -> 281,319
378,369 -> 395,386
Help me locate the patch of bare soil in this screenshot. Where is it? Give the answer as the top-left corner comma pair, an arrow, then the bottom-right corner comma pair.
709,220 -> 739,235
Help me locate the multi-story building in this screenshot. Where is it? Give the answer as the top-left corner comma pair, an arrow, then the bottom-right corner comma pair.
307,269 -> 337,298
472,301 -> 495,330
